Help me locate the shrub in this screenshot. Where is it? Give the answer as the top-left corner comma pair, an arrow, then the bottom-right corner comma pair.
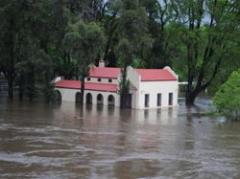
213,70 -> 240,120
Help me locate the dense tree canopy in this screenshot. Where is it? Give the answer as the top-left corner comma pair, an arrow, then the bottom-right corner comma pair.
0,0 -> 239,106
63,20 -> 105,104
174,0 -> 240,105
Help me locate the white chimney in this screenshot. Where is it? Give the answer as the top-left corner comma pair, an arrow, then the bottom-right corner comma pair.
52,76 -> 62,83
98,59 -> 105,67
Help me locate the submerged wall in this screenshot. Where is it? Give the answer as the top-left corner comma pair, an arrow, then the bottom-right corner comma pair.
55,88 -> 120,107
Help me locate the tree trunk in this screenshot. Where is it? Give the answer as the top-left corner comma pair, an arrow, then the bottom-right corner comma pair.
186,82 -> 209,106
7,76 -> 14,100
80,75 -> 85,106
120,94 -> 125,109
186,68 -> 195,106
103,12 -> 117,65
18,84 -> 24,101
27,67 -> 35,102
120,65 -> 128,108
18,73 -> 24,101
186,91 -> 197,106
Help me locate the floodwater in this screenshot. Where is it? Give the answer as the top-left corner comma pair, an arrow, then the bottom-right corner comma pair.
0,97 -> 240,179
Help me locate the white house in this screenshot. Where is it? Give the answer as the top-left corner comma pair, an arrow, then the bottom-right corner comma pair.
54,63 -> 179,109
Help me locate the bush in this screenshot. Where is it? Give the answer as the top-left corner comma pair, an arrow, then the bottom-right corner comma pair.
213,70 -> 240,120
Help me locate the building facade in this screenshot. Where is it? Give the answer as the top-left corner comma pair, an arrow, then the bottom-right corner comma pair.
54,65 -> 179,109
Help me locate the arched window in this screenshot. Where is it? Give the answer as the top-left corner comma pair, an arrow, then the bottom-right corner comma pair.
86,93 -> 92,104
108,95 -> 115,106
97,94 -> 103,104
75,92 -> 82,104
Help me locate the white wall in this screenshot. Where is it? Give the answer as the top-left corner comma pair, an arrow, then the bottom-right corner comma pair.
55,88 -> 120,107
125,66 -> 179,109
136,81 -> 179,109
55,88 -> 80,102
127,66 -> 140,88
84,90 -> 120,107
127,67 -> 141,108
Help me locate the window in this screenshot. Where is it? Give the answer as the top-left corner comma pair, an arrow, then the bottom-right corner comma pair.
87,77 -> 91,81
108,95 -> 115,106
145,94 -> 149,107
98,78 -> 101,82
169,93 -> 173,105
157,93 -> 162,106
108,79 -> 112,83
86,93 -> 92,104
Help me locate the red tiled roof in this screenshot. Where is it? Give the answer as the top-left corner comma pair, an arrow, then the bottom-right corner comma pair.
89,67 -> 121,79
88,66 -> 177,81
136,69 -> 177,81
55,80 -> 80,89
55,80 -> 118,92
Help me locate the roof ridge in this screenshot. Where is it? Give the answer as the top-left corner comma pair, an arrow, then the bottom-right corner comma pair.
136,68 -> 166,70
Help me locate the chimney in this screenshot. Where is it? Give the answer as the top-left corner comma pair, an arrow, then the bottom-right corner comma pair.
98,59 -> 105,67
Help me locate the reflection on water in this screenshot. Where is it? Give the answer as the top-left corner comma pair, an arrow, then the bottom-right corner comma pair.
0,97 -> 240,179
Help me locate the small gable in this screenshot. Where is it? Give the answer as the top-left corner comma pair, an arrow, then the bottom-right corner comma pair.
89,67 -> 121,79
136,69 -> 177,81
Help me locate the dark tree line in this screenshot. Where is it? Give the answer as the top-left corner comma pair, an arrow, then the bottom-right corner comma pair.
0,0 -> 239,105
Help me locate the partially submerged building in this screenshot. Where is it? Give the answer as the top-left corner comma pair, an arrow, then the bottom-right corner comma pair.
54,64 -> 178,109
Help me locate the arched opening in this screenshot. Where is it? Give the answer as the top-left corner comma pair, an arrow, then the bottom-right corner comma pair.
97,94 -> 103,105
53,90 -> 62,103
75,92 -> 82,104
86,93 -> 92,104
108,95 -> 115,106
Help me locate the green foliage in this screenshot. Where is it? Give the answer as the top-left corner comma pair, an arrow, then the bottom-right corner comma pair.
64,21 -> 105,76
113,0 -> 151,107
132,58 -> 146,68
116,38 -> 133,67
170,0 -> 240,105
0,0 -> 240,105
62,20 -> 105,104
213,70 -> 240,120
0,0 -> 55,100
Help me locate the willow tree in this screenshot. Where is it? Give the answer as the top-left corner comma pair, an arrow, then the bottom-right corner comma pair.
64,21 -> 105,105
172,0 -> 240,105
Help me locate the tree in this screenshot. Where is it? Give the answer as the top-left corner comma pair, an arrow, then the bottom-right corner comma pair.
172,0 -> 240,105
213,70 -> 240,120
0,1 -> 21,99
66,0 -> 105,21
116,39 -> 132,108
1,0 -> 239,105
64,21 -> 105,105
115,0 -> 151,108
140,0 -> 177,68
0,1 -> 40,99
0,0 -> 57,100
102,0 -> 120,66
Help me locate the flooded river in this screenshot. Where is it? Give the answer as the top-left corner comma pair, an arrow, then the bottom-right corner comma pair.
0,97 -> 240,179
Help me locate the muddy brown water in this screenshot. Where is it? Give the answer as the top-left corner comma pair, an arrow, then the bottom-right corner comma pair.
0,97 -> 240,179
